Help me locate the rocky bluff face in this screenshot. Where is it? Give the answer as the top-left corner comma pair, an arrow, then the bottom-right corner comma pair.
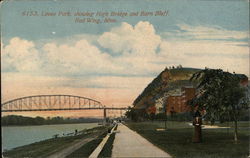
133,67 -> 201,109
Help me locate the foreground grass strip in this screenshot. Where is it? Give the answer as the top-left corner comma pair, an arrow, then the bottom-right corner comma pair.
67,125 -> 115,158
66,131 -> 107,158
97,133 -> 115,157
3,126 -> 107,158
97,125 -> 117,157
127,121 -> 249,158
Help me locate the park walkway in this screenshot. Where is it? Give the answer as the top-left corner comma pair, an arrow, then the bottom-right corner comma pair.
112,123 -> 171,157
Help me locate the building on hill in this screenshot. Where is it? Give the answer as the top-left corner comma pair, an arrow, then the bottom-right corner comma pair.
238,74 -> 248,87
154,97 -> 165,114
165,86 -> 196,115
146,105 -> 156,114
145,86 -> 196,115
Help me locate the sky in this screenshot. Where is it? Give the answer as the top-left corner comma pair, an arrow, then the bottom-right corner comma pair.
1,0 -> 249,118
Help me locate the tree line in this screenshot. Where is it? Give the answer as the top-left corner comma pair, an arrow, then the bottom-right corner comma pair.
1,115 -> 102,126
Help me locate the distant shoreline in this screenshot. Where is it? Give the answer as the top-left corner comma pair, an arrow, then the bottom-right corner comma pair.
2,115 -> 103,127
1,122 -> 101,127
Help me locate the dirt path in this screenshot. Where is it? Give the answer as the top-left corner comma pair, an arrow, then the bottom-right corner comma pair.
46,137 -> 95,158
112,123 -> 171,157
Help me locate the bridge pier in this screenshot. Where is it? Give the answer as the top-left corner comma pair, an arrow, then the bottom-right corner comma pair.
103,108 -> 107,124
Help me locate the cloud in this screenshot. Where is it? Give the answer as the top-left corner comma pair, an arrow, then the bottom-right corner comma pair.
159,40 -> 249,75
1,37 -> 41,72
85,76 -> 153,89
98,21 -> 161,55
2,73 -> 153,90
97,21 -> 166,75
164,24 -> 249,41
39,22 -> 165,76
1,22 -> 249,79
37,33 -> 99,46
42,39 -> 121,75
160,40 -> 248,58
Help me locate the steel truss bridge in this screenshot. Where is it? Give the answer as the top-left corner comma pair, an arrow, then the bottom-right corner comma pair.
1,95 -> 128,118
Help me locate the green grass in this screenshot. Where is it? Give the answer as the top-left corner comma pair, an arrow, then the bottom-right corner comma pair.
3,126 -> 108,158
203,121 -> 250,135
98,124 -> 118,157
127,121 -> 249,158
97,133 -> 116,158
214,121 -> 250,128
67,124 -> 117,158
128,121 -> 192,130
66,132 -> 107,158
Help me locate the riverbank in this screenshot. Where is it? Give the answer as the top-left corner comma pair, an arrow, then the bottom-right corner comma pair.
67,123 -> 118,157
3,126 -> 111,158
2,123 -> 100,150
126,121 -> 249,158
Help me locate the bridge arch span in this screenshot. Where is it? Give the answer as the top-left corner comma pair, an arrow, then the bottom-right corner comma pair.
1,94 -> 104,112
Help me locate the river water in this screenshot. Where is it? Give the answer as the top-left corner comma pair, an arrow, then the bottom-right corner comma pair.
2,123 -> 99,151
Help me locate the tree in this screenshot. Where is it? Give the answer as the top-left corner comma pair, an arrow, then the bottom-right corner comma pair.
190,68 -> 248,142
177,64 -> 182,69
125,106 -> 150,121
125,106 -> 138,121
149,113 -> 156,121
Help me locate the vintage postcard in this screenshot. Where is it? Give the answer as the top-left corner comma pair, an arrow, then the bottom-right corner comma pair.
1,0 -> 249,157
